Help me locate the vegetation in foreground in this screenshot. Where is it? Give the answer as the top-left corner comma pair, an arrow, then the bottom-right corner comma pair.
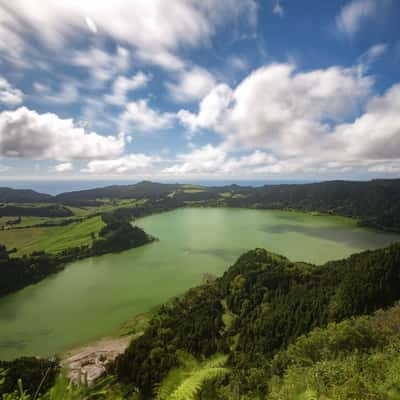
2,244 -> 400,399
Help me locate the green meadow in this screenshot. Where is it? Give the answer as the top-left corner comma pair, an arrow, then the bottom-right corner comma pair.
0,216 -> 105,256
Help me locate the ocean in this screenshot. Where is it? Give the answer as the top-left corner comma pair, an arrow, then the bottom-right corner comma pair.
0,179 -> 316,195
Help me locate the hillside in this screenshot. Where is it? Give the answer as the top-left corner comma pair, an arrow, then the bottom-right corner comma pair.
1,179 -> 400,231
114,244 -> 400,399
54,181 -> 182,204
0,187 -> 52,203
48,179 -> 400,232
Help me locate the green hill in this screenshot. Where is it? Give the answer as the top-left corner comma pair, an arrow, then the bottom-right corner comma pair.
113,244 -> 400,399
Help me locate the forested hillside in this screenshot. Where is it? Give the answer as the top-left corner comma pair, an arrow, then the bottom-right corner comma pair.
0,188 -> 52,203
114,245 -> 400,399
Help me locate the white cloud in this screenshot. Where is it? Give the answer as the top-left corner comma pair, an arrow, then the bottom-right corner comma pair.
0,107 -> 126,160
120,100 -> 175,132
164,144 -> 276,176
179,63 -> 373,155
34,81 -> 79,105
176,63 -> 400,176
135,49 -> 186,71
72,46 -> 130,83
333,83 -> 400,160
54,162 -> 73,172
83,154 -> 157,174
357,43 -> 387,73
166,67 -> 216,103
1,0 -> 257,70
0,7 -> 25,62
104,72 -> 151,105
178,84 -> 233,132
368,162 -> 400,174
164,144 -> 227,175
335,0 -> 389,36
273,1 -> 284,17
0,77 -> 24,106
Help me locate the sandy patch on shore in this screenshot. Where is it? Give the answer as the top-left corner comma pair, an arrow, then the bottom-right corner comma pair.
60,335 -> 136,386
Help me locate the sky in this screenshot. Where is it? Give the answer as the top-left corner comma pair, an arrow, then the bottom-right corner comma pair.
0,0 -> 399,181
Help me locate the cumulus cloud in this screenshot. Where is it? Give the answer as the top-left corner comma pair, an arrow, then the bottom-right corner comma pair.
104,72 -> 151,105
178,84 -> 234,132
166,67 -> 216,103
1,0 -> 257,70
175,63 -> 400,176
179,63 -> 373,155
120,100 -> 175,132
54,162 -> 73,172
0,77 -> 24,105
164,144 -> 276,176
83,154 -> 157,174
332,83 -> 400,160
0,107 -> 126,160
335,0 -> 390,36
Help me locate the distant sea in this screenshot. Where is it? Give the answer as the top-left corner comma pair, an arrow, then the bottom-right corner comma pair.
0,179 -> 316,196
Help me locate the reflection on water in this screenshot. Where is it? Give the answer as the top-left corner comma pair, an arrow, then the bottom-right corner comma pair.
261,223 -> 398,249
183,247 -> 243,262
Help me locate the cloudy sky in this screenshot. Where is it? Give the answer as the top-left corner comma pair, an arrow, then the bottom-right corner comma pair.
0,0 -> 399,181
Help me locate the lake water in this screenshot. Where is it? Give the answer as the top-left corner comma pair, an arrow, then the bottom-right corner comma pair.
0,208 -> 398,360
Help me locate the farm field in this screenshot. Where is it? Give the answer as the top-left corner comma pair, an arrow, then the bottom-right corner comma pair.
0,216 -> 105,256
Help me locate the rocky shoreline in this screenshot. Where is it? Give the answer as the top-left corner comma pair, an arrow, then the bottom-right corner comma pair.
60,335 -> 136,386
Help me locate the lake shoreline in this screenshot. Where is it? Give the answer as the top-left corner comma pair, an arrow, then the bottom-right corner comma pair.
1,207 -> 399,361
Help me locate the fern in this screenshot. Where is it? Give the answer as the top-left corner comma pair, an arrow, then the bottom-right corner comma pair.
294,389 -> 319,400
155,354 -> 229,400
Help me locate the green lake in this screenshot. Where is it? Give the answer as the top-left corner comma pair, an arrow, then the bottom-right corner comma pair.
0,208 -> 399,360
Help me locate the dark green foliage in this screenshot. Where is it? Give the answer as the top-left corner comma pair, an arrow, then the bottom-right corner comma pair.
0,188 -> 52,203
92,216 -> 151,255
0,204 -> 72,218
116,285 -> 226,394
268,305 -> 400,400
54,181 -> 181,205
0,357 -> 58,397
116,244 -> 400,398
0,249 -> 65,297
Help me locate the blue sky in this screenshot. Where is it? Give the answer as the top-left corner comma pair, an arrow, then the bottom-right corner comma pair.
0,0 -> 399,181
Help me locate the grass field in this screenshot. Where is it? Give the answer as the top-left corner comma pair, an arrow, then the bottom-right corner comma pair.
0,216 -> 50,228
0,198 -> 146,256
0,216 -> 105,256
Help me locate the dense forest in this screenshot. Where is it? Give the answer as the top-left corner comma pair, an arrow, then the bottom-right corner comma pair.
112,244 -> 400,399
0,204 -> 73,218
1,244 -> 400,399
